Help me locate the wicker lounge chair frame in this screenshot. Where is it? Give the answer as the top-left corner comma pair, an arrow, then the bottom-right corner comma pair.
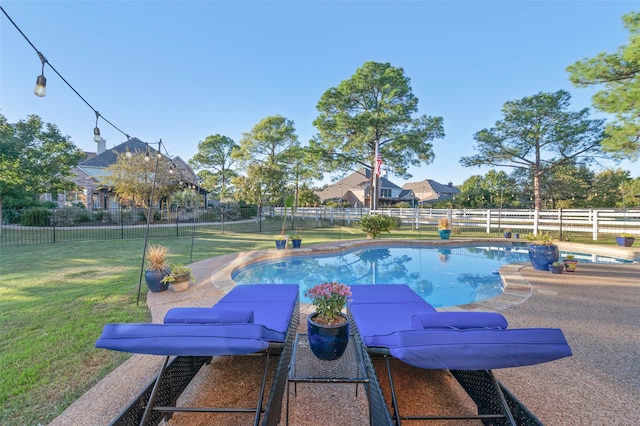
98,286 -> 300,426
366,346 -> 541,425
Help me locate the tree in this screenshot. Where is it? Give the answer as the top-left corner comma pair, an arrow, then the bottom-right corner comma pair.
189,134 -> 238,201
460,90 -> 606,211
232,115 -> 300,205
104,151 -> 179,220
567,11 -> 640,160
0,114 -> 84,226
591,168 -> 631,208
312,61 -> 445,209
298,185 -> 321,207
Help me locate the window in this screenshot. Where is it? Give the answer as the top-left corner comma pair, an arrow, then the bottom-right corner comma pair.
380,189 -> 392,198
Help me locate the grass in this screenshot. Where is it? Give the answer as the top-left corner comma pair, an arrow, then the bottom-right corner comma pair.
0,226 -> 372,425
0,224 -> 624,425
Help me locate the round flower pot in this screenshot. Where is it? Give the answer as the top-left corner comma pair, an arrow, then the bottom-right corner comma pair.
563,259 -> 578,272
438,229 -> 451,240
503,232 -> 512,238
145,269 -> 169,293
528,244 -> 559,271
291,239 -> 302,248
616,237 -> 635,247
307,313 -> 349,361
171,273 -> 191,292
549,264 -> 564,274
275,239 -> 287,249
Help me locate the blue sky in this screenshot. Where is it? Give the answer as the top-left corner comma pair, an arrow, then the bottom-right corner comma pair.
1,0 -> 639,186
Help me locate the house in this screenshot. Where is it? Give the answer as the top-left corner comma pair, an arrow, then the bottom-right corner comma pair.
315,169 -> 417,207
52,138 -> 203,210
403,179 -> 460,205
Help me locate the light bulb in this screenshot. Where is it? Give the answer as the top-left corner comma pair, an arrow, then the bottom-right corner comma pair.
34,74 -> 46,97
93,127 -> 102,142
144,152 -> 150,162
125,148 -> 132,158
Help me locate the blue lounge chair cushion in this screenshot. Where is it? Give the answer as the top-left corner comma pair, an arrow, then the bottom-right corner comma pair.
350,284 -> 431,305
384,328 -> 572,370
164,307 -> 254,324
410,312 -> 508,330
95,284 -> 299,356
96,323 -> 279,356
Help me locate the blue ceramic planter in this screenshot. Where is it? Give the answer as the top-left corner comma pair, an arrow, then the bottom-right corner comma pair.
275,239 -> 287,249
307,313 -> 349,361
145,269 -> 169,293
291,239 -> 302,248
438,230 -> 451,239
528,244 -> 559,271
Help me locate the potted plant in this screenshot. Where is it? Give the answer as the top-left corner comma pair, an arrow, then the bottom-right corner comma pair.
161,264 -> 192,292
275,235 -> 287,250
291,234 -> 302,248
503,228 -> 512,238
438,217 -> 451,240
548,261 -> 564,274
305,282 -> 352,360
616,233 -> 635,247
526,232 -> 559,271
562,254 -> 578,272
144,244 -> 170,292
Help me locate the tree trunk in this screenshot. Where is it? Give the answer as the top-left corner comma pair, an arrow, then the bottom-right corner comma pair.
533,172 -> 542,211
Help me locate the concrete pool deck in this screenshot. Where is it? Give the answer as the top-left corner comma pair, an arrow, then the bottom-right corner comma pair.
50,239 -> 640,425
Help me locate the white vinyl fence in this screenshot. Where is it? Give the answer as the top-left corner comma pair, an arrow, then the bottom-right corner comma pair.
286,207 -> 640,241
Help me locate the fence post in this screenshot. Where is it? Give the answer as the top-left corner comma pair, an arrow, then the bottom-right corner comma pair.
533,210 -> 540,235
52,208 -> 56,243
485,209 -> 491,234
592,209 -> 599,240
559,208 -> 563,241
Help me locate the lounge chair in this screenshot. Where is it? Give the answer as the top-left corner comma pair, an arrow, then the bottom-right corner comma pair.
347,284 -> 572,425
95,284 -> 300,426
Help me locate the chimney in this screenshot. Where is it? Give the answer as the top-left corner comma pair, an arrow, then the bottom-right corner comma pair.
448,182 -> 453,187
96,138 -> 106,154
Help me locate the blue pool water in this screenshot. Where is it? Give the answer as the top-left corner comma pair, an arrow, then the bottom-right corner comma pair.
232,244 -> 631,308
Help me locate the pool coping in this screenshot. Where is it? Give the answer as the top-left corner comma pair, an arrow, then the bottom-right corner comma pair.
201,238 -> 639,312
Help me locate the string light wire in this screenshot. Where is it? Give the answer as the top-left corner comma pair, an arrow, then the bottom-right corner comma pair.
0,5 -> 186,172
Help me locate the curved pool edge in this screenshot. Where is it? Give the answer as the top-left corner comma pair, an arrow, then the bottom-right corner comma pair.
205,239 -> 636,311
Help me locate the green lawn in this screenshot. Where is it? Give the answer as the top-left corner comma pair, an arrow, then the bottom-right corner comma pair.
0,225 -> 619,425
0,226 -> 377,425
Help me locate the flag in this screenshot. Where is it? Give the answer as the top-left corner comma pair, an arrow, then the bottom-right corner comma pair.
375,150 -> 383,178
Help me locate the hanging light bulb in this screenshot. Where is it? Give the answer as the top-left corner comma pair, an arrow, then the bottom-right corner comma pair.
34,52 -> 47,97
93,112 -> 102,142
169,166 -> 174,174
125,147 -> 132,158
144,150 -> 150,162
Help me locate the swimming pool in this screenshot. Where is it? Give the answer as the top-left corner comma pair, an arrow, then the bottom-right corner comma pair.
232,244 -> 632,308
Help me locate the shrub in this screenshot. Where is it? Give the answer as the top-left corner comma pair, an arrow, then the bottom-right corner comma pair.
358,214 -> 395,239
20,208 -> 51,226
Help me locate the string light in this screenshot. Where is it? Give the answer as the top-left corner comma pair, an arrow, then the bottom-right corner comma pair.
33,51 -> 46,97
93,111 -> 102,142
